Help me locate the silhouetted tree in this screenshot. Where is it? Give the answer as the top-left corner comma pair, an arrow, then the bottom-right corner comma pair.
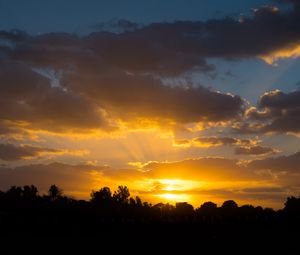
284,196 -> 300,216
221,200 -> 238,217
48,185 -> 63,200
91,187 -> 112,203
129,197 -> 136,206
239,204 -> 255,218
6,186 -> 23,200
91,187 -> 112,205
153,202 -> 175,219
113,186 -> 130,204
200,201 -> 217,211
135,196 -> 142,207
221,200 -> 238,210
175,202 -> 194,217
23,185 -> 38,200
196,201 -> 218,220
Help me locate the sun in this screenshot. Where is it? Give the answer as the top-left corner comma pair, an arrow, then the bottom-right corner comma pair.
159,179 -> 203,191
155,193 -> 190,202
151,179 -> 203,203
133,178 -> 204,204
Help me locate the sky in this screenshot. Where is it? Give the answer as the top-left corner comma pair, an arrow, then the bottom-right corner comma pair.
1,0 -> 300,208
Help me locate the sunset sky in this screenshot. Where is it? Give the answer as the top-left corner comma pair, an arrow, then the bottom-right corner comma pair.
1,0 -> 300,208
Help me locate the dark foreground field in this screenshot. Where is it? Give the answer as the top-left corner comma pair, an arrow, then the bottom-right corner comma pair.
1,219 -> 299,254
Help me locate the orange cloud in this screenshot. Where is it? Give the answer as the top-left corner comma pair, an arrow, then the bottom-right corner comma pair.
260,44 -> 300,65
235,145 -> 278,156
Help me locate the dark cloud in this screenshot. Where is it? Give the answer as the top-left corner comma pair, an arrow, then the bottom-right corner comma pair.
63,71 -> 245,123
235,145 -> 278,155
194,136 -> 253,146
275,0 -> 300,9
0,22 -> 251,134
0,121 -> 24,137
259,90 -> 300,134
242,187 -> 285,193
0,143 -> 59,161
174,136 -> 255,148
1,1 -> 300,75
0,29 -> 28,43
173,139 -> 190,146
248,151 -> 300,173
93,19 -> 140,33
239,90 -> 300,134
174,136 -> 278,156
0,60 -> 244,135
1,1 -> 300,134
0,61 -> 110,133
195,136 -> 238,145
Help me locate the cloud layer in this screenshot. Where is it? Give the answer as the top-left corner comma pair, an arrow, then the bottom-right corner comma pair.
0,143 -> 58,161
244,90 -> 300,134
234,145 -> 278,156
1,0 -> 300,138
0,143 -> 88,161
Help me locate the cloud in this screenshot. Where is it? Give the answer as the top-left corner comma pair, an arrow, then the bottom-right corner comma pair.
241,187 -> 285,193
139,152 -> 300,185
0,120 -> 33,140
115,153 -> 300,207
0,163 -> 107,196
0,60 -> 245,136
141,157 -> 270,181
173,136 -> 259,150
173,135 -> 278,156
0,61 -> 111,134
2,1 -> 300,74
63,71 -> 245,124
238,90 -> 300,135
93,19 -> 140,33
0,157 -> 267,193
0,143 -> 88,161
235,145 -> 278,156
0,153 -> 299,207
247,151 -> 300,173
192,136 -> 254,147
2,0 -> 300,135
0,143 -> 57,161
1,1 -> 300,171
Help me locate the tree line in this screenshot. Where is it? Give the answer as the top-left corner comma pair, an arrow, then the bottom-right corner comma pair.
0,184 -> 300,222
1,183 -> 300,253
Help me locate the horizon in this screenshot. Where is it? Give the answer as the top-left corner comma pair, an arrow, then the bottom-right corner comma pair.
0,182 -> 294,210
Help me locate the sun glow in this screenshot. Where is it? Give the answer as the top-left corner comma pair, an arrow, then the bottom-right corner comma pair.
148,179 -> 203,203
158,179 -> 203,191
155,193 -> 190,202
